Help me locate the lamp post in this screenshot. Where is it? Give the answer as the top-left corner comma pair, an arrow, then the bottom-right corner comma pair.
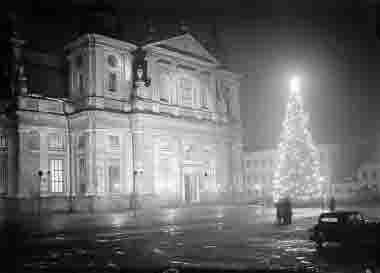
132,169 -> 143,217
37,170 -> 43,216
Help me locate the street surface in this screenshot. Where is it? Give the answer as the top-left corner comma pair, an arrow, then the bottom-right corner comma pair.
2,205 -> 380,273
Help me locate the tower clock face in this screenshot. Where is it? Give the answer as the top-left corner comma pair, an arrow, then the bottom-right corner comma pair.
107,55 -> 118,68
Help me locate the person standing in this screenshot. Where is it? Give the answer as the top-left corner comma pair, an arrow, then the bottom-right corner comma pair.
275,200 -> 281,225
287,197 -> 293,224
282,197 -> 292,225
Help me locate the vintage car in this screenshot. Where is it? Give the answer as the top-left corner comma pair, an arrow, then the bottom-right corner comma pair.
309,211 -> 380,248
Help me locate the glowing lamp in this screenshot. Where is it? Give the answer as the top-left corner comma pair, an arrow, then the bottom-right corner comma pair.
290,76 -> 301,94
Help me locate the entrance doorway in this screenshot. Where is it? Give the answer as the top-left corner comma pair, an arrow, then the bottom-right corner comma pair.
184,174 -> 199,203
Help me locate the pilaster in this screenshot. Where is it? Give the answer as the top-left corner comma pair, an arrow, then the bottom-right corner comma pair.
7,127 -> 18,196
88,118 -> 96,195
131,119 -> 145,194
39,130 -> 49,194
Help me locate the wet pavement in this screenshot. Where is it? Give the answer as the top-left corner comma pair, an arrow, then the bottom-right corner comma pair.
2,205 -> 380,273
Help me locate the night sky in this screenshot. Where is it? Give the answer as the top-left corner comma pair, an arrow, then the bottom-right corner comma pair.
8,0 -> 380,150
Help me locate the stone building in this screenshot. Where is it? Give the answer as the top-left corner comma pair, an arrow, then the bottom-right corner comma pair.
0,31 -> 244,212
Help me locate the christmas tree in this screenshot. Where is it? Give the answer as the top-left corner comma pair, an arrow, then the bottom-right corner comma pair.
273,77 -> 323,203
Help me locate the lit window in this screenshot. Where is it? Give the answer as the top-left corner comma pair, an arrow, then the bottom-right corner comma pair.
0,135 -> 7,149
109,135 -> 120,148
109,161 -> 120,193
48,134 -> 64,151
201,88 -> 208,109
160,73 -> 170,102
50,159 -> 64,193
180,77 -> 193,107
108,72 -> 117,92
200,75 -> 209,109
79,158 -> 87,177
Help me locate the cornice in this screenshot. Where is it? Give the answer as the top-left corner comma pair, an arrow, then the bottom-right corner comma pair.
216,69 -> 245,82
64,33 -> 138,53
143,46 -> 219,68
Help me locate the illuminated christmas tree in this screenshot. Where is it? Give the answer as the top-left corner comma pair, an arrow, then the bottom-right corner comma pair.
273,77 -> 323,202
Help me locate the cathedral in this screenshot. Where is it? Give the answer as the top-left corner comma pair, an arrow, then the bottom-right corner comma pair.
0,17 -> 244,212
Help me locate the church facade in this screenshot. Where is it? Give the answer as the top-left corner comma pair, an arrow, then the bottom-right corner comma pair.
0,32 -> 244,212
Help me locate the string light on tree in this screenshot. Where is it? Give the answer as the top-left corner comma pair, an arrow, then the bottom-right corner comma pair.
273,76 -> 324,203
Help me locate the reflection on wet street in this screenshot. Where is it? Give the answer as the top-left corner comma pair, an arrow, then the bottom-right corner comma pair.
1,206 -> 379,272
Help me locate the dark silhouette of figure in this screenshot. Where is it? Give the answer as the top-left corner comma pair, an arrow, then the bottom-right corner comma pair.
329,196 -> 336,211
275,200 -> 282,224
284,197 -> 292,224
275,198 -> 290,225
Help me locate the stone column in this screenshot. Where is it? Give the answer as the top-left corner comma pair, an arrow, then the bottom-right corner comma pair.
94,46 -> 104,98
39,130 -> 49,195
149,57 -> 159,101
88,129 -> 96,195
88,114 -> 96,195
171,62 -> 178,105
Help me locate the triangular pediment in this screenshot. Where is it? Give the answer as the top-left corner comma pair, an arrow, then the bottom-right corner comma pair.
144,34 -> 219,65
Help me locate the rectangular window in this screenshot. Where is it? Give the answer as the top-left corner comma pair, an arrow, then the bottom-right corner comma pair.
78,134 -> 87,149
109,161 -> 120,193
159,73 -> 170,102
180,78 -> 193,107
0,156 -> 7,194
109,72 -> 117,92
0,135 -> 8,149
48,134 -> 64,151
50,159 -> 64,193
79,158 -> 87,177
201,89 -> 208,109
109,135 -> 120,148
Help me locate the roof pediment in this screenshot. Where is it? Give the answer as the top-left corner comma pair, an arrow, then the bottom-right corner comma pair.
143,33 -> 220,66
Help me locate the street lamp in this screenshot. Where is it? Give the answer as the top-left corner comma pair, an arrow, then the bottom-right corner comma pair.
37,170 -> 43,215
131,168 -> 143,217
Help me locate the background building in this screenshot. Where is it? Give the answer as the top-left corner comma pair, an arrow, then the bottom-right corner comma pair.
244,140 -> 373,204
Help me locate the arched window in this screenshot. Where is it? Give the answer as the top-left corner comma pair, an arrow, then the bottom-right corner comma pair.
105,54 -> 120,93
